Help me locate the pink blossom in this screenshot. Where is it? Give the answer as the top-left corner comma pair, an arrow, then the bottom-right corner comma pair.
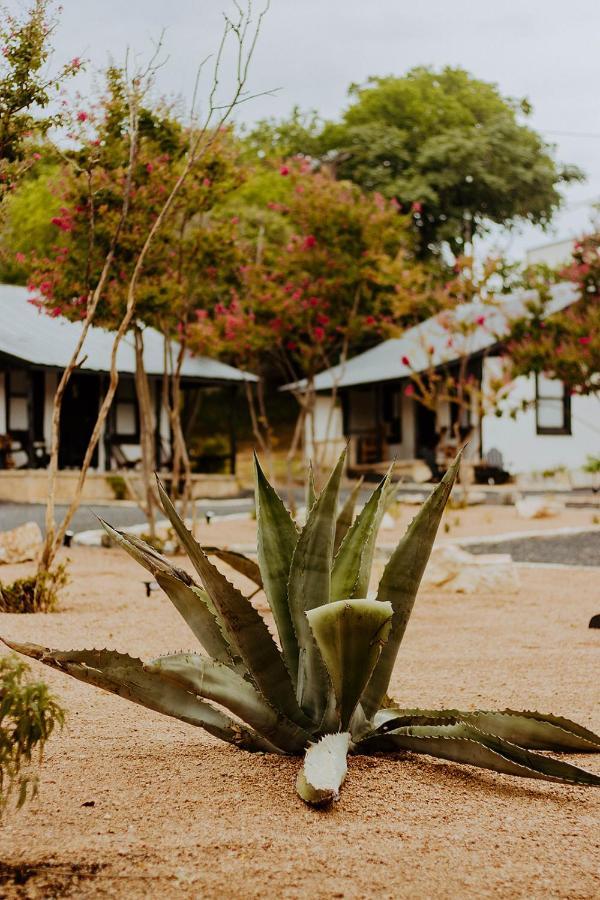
314,326 -> 325,342
475,315 -> 486,326
14,252 -> 26,264
401,355 -> 411,367
411,201 -> 423,214
316,313 -> 329,325
279,165 -> 290,176
579,336 -> 591,345
302,235 -> 316,250
77,111 -> 88,122
365,315 -> 376,325
404,383 -> 415,396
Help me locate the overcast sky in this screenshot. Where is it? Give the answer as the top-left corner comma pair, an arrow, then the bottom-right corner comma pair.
38,0 -> 600,257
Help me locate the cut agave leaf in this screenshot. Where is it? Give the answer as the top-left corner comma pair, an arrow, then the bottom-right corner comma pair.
2,640 -> 273,752
146,653 -> 309,753
361,452 -> 461,719
98,519 -> 193,585
372,707 -> 600,752
254,454 -> 300,685
296,732 -> 351,805
334,477 -> 363,554
288,450 -> 346,722
203,547 -> 263,589
361,722 -> 600,786
331,466 -> 393,601
157,476 -> 310,729
307,599 -> 393,730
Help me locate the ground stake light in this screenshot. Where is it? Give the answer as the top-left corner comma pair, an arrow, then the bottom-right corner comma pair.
5,452 -> 600,806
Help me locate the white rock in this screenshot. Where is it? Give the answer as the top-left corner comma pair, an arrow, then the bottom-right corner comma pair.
422,543 -> 520,594
0,521 -> 43,564
515,497 -> 564,519
380,512 -> 397,530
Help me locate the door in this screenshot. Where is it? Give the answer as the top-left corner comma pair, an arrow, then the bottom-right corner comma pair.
415,402 -> 437,459
59,374 -> 100,469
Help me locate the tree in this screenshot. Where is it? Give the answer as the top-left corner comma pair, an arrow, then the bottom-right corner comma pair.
0,1 -> 80,203
24,0 -> 270,580
247,67 -> 582,256
506,235 -> 600,397
189,161 -> 440,484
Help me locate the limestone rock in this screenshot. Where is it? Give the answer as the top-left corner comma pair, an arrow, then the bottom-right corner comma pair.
0,521 -> 43,564
422,543 -> 520,594
515,497 -> 564,519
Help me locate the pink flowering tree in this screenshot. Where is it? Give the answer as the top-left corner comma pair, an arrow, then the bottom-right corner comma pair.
189,161 -> 438,484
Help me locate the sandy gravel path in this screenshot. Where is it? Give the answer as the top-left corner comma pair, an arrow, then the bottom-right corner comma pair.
0,546 -> 598,899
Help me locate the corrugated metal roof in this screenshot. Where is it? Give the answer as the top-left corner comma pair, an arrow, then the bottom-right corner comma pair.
285,282 -> 579,392
0,283 -> 257,382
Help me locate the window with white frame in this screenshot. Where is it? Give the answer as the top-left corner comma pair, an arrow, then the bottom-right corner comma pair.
535,374 -> 571,436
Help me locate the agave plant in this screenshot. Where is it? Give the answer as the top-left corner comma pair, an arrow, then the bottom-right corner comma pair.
4,452 -> 600,806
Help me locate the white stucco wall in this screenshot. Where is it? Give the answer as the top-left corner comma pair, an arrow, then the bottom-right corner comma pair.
304,394 -> 345,465
0,372 -> 6,433
481,361 -> 599,474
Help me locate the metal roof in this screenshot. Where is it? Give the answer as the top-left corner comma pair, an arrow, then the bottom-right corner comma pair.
0,284 -> 257,383
285,282 -> 579,392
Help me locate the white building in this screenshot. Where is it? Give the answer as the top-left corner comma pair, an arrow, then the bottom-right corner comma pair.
289,282 -> 599,480
0,283 -> 256,474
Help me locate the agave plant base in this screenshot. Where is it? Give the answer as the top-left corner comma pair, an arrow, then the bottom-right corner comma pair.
5,452 -> 600,806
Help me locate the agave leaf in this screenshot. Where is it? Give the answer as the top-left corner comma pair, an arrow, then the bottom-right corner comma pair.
360,721 -> 600,786
146,653 -> 309,753
156,476 -> 312,730
203,547 -> 263,589
331,466 -> 393,601
98,521 -> 239,670
288,450 -> 346,722
307,461 -> 317,512
307,599 -> 393,729
372,708 -> 600,752
253,454 -> 300,684
3,640 -> 273,752
99,519 -> 193,585
296,732 -> 351,805
154,573 -> 245,673
334,477 -> 363,554
360,453 -> 461,719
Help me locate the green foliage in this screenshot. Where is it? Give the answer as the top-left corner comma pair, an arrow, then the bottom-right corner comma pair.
6,452 -> 600,808
247,67 -> 582,255
506,234 -> 600,395
0,563 -> 68,613
583,455 -> 600,475
0,1 -> 80,202
0,654 -> 64,812
106,474 -> 128,501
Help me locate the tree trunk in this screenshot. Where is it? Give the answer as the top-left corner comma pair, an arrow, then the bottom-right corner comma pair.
134,326 -> 158,538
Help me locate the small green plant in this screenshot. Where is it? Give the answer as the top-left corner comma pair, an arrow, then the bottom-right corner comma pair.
106,475 -> 128,501
0,655 -> 65,812
583,455 -> 600,475
4,452 -> 600,807
0,564 -> 69,613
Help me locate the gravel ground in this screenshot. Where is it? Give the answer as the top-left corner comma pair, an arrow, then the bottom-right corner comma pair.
0,550 -> 598,898
464,531 -> 600,567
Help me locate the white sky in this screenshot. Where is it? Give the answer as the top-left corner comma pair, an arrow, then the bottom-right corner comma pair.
34,0 -> 600,257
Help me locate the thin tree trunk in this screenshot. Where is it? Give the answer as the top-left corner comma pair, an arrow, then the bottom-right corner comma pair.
134,326 -> 158,537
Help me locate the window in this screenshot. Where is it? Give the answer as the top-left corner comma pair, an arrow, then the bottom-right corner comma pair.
114,378 -> 139,439
7,369 -> 29,432
535,374 -> 571,435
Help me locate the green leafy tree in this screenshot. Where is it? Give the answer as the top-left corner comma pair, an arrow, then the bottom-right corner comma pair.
247,67 -> 582,256
0,1 -> 80,202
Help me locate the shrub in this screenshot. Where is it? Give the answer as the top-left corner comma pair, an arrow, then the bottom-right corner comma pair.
0,564 -> 69,613
0,655 -> 64,812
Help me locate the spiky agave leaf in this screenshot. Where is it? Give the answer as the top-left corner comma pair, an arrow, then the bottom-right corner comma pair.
296,732 -> 351,805
330,466 -> 393,601
253,454 -> 300,684
203,547 -> 263,589
156,476 -> 312,731
307,599 -> 393,730
360,452 -> 461,719
287,451 -> 346,722
306,461 -> 317,512
2,640 -> 274,752
99,521 -> 241,671
146,653 -> 309,753
359,721 -> 600,786
372,708 -> 600,752
333,476 -> 363,554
